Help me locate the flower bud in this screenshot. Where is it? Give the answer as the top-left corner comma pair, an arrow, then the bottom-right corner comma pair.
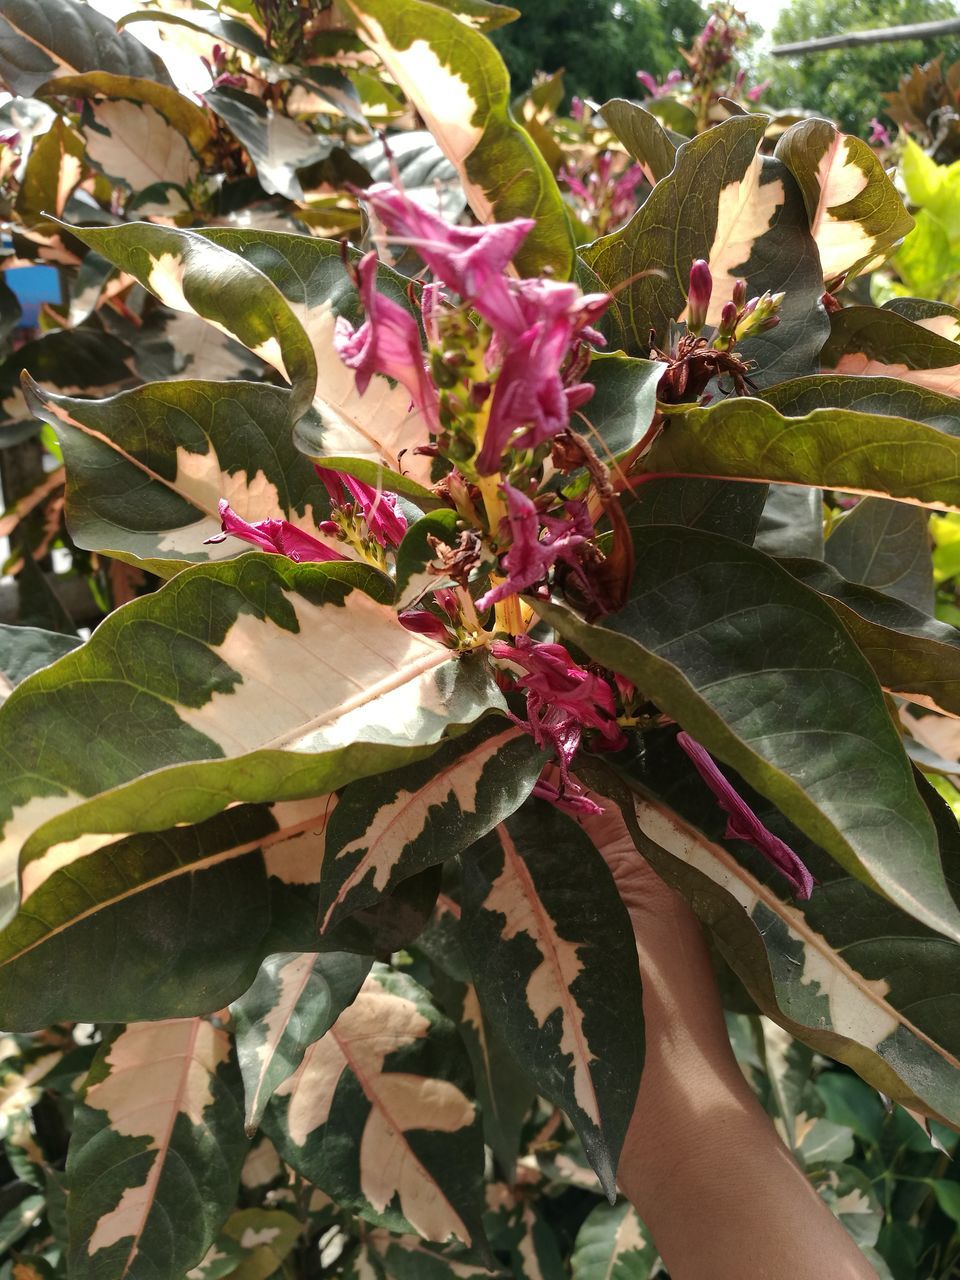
687,258 -> 712,335
732,279 -> 747,309
719,301 -> 738,332
398,610 -> 453,643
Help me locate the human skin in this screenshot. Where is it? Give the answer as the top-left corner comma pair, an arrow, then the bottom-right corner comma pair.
591,805 -> 879,1280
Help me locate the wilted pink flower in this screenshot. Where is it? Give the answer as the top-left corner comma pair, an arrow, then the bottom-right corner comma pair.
687,259 -> 712,334
314,465 -> 406,547
570,95 -> 586,121
533,776 -> 604,817
207,499 -> 345,563
636,67 -> 683,97
746,78 -> 771,102
361,182 -> 534,340
477,483 -> 591,609
333,250 -> 439,430
676,731 -> 815,899
868,117 -> 891,147
492,635 -> 626,781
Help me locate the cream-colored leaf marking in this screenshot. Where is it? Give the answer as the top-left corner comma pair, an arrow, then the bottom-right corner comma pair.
85,1020 -> 230,1263
145,253 -> 288,382
176,590 -> 450,755
688,152 -> 784,326
916,314 -> 960,341
0,790 -> 84,913
240,1226 -> 281,1248
350,14 -> 487,218
810,134 -> 872,280
322,728 -> 517,928
241,1138 -> 282,1188
246,952 -> 318,1120
351,1244 -> 380,1280
611,1205 -> 649,1260
0,1052 -> 62,1115
485,825 -> 601,1125
83,102 -> 198,192
277,980 -> 475,1243
20,829 -> 132,901
631,798 -> 928,1054
833,352 -> 960,396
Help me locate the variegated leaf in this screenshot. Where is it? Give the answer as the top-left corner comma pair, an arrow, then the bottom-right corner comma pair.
460,800 -> 644,1199
648,395 -> 960,510
537,525 -> 960,943
339,0 -> 574,279
595,744 -> 960,1130
66,1018 -> 247,1280
80,99 -> 200,195
13,115 -> 84,227
583,115 -> 829,384
205,87 -> 333,202
230,950 -> 371,1133
364,1228 -> 495,1279
59,222 -> 318,422
195,228 -> 435,486
782,556 -> 960,719
218,1208 -> 301,1280
23,378 -> 338,575
37,71 -> 211,151
821,306 -> 960,395
570,1200 -> 659,1280
317,719 -> 546,937
0,555 -> 504,932
263,965 -> 486,1246
775,119 -> 913,282
0,0 -> 171,97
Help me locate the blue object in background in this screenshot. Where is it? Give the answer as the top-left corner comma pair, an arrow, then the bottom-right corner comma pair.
5,265 -> 62,327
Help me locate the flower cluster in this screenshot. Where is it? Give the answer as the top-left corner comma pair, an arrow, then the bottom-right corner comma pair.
212,180 -> 813,898
560,151 -> 646,235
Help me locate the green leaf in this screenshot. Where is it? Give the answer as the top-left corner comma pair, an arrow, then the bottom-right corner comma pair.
363,1229 -> 494,1279
583,115 -> 829,383
22,377 -> 337,575
61,222 -> 318,422
774,119 -> 913,282
205,87 -> 333,201
821,306 -> 960,396
600,98 -> 676,184
625,476 -> 767,544
195,228 -> 436,485
66,1018 -> 247,1280
416,0 -> 520,31
230,950 -> 371,1134
809,1165 -> 883,1248
339,0 -> 574,279
318,719 -> 545,937
539,525 -> 960,941
117,8 -> 268,58
570,1200 -> 658,1279
263,964 -> 486,1246
0,328 -> 138,437
219,1208 -> 301,1280
600,746 -> 960,1129
646,396 -> 960,510
755,485 -> 823,558
825,498 -> 933,613
0,0 -> 171,97
0,555 -> 504,920
0,624 -> 81,700
395,508 -> 462,606
932,1179 -> 960,1224
780,556 -> 960,718
574,353 -> 665,465
460,800 -> 644,1198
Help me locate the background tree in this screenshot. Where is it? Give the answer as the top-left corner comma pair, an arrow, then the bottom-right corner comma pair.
761,0 -> 960,134
492,0 -> 707,102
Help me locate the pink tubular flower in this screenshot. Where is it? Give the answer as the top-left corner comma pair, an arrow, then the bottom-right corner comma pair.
314,465 -> 406,548
492,635 -> 626,782
333,250 -> 439,430
868,117 -> 892,148
476,482 -> 591,609
207,499 -> 345,563
687,259 -> 713,334
533,776 -> 604,817
676,731 -> 815,899
361,182 -> 534,340
746,78 -> 771,102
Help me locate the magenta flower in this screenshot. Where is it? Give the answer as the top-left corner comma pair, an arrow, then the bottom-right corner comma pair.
477,483 -> 591,609
533,776 -> 604,817
314,465 -> 407,548
360,182 -> 534,340
746,78 -> 771,102
476,281 -> 608,475
868,117 -> 892,148
676,732 -> 815,899
492,635 -> 626,782
333,250 -> 439,431
636,68 -> 683,97
207,499 -> 345,563
397,609 -> 453,643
